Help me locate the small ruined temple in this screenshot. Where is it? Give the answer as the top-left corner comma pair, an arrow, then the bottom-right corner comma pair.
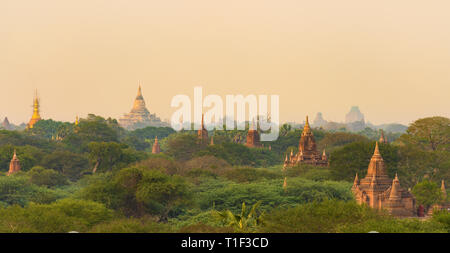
284,116 -> 328,167
119,85 -> 168,130
246,120 -> 261,148
152,136 -> 161,154
352,142 -> 416,217
27,90 -> 41,129
7,150 -> 21,176
379,129 -> 388,144
197,114 -> 209,144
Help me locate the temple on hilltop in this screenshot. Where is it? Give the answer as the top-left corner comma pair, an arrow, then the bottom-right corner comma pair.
379,129 -> 388,144
284,116 -> 328,168
119,85 -> 169,130
352,142 -> 416,217
7,150 -> 21,176
27,90 -> 41,129
197,114 -> 209,144
246,120 -> 261,148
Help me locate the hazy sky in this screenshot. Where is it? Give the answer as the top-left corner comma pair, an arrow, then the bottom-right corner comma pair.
1,1 -> 449,126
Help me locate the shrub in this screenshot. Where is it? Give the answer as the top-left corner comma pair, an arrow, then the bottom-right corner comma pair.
29,166 -> 68,187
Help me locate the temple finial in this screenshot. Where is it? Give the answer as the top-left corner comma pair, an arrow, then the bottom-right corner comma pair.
137,83 -> 142,97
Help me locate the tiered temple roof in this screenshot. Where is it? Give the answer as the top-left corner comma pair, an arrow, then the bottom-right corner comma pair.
284,116 -> 328,168
352,142 -> 416,217
119,85 -> 168,130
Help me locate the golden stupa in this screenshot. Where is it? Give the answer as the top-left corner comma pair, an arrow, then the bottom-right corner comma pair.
27,90 -> 41,129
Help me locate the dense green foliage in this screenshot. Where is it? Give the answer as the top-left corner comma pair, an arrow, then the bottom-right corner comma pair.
0,115 -> 447,232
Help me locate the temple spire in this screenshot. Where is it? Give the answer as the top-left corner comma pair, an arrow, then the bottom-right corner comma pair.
302,115 -> 311,134
389,173 -> 402,201
27,89 -> 42,129
379,129 -> 387,144
137,84 -> 142,97
442,180 -> 447,200
8,149 -> 21,176
201,114 -> 205,129
373,141 -> 381,157
322,149 -> 327,160
353,173 -> 359,185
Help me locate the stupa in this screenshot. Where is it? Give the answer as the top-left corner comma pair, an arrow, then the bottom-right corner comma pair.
119,85 -> 169,130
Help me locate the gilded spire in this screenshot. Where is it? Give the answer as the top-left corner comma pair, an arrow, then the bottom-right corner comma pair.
27,89 -> 42,129
75,116 -> 79,125
302,115 -> 311,134
12,149 -> 17,160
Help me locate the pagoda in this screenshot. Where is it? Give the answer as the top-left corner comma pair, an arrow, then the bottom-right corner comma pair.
27,90 -> 41,129
246,120 -> 261,148
197,114 -> 209,144
379,129 -> 388,144
352,142 -> 416,217
2,117 -> 12,130
7,150 -> 21,176
152,136 -> 161,154
286,116 -> 328,167
119,85 -> 168,130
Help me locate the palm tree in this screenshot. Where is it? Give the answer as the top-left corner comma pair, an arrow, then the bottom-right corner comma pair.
213,201 -> 264,232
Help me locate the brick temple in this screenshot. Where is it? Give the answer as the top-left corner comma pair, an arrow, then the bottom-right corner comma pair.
352,142 -> 416,217
284,116 -> 328,168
